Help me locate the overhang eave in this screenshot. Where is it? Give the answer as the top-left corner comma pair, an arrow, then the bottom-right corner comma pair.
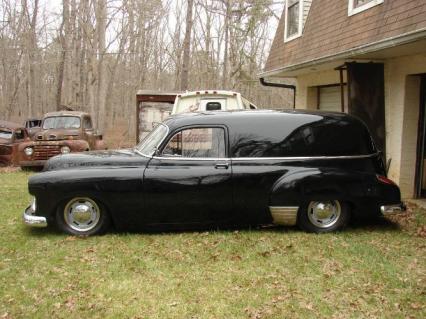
259,28 -> 426,79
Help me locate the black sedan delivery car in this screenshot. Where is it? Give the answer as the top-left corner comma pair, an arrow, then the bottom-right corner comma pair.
23,110 -> 405,235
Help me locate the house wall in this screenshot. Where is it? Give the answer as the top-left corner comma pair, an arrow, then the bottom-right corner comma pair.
265,0 -> 426,72
385,54 -> 426,197
295,69 -> 346,109
293,53 -> 426,198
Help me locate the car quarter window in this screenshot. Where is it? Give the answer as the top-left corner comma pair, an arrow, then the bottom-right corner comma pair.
230,116 -> 375,157
162,127 -> 226,158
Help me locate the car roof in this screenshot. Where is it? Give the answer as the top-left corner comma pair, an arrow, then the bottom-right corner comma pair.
0,120 -> 25,130
43,111 -> 89,118
163,109 -> 359,131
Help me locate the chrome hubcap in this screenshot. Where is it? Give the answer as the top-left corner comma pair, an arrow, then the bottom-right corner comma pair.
307,200 -> 341,228
64,198 -> 100,232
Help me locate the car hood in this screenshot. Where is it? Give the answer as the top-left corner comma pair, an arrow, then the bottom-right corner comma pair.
0,137 -> 12,145
35,129 -> 81,141
44,149 -> 150,171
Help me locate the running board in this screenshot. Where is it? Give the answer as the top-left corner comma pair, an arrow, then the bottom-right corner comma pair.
269,206 -> 299,226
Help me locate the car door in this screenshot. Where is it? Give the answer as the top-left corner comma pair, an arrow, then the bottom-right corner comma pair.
82,116 -> 95,149
11,128 -> 27,165
143,125 -> 233,225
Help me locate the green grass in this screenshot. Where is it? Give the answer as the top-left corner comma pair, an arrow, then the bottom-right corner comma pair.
0,171 -> 425,318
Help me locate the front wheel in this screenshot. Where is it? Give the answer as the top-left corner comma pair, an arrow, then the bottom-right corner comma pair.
297,200 -> 350,233
56,196 -> 110,236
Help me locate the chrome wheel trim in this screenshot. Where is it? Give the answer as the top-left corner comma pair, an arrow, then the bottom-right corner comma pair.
307,200 -> 341,228
63,197 -> 101,232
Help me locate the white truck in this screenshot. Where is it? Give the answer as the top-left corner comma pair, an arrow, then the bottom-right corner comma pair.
171,90 -> 257,114
136,90 -> 258,142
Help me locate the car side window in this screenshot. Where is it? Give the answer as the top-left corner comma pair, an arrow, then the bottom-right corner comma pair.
83,117 -> 93,130
162,127 -> 225,158
14,129 -> 25,140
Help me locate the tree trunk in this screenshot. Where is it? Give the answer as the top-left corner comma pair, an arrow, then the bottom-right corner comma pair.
222,0 -> 230,89
96,0 -> 107,131
22,0 -> 39,117
56,0 -> 69,110
180,0 -> 193,91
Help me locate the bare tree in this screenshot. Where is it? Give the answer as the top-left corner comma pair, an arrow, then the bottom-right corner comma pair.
56,0 -> 70,110
180,0 -> 193,91
0,0 -> 292,133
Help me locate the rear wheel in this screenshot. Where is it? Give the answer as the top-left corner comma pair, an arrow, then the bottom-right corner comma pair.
297,200 -> 350,233
56,196 -> 110,236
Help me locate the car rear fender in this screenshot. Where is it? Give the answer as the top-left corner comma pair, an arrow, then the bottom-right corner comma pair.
269,168 -> 382,208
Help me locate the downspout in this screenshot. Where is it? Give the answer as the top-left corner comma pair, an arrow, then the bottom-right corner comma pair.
259,77 -> 296,109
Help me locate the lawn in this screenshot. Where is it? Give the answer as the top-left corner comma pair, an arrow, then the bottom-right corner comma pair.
0,171 -> 425,319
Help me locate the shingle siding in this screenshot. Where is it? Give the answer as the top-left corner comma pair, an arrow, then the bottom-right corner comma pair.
303,0 -> 313,26
265,0 -> 426,72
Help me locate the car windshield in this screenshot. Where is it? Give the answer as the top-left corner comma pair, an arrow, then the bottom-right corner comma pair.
0,129 -> 13,139
135,123 -> 168,156
43,116 -> 81,129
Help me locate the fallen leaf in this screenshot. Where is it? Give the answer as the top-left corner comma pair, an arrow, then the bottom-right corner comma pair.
416,226 -> 426,238
259,251 -> 271,257
410,303 -> 423,310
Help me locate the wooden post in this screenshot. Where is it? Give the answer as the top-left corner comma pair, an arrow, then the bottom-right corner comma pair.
339,68 -> 345,113
316,87 -> 320,110
136,97 -> 140,143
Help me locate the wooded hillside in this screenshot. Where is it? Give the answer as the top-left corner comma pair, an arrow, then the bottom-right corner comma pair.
0,0 -> 293,136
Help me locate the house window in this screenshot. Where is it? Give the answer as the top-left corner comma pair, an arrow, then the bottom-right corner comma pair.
284,0 -> 304,42
348,0 -> 384,16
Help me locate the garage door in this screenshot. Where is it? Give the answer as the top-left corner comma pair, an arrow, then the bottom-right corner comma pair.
319,85 -> 347,112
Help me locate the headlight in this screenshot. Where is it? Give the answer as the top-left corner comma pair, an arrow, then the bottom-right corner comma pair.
24,147 -> 33,156
30,197 -> 36,212
60,146 -> 71,154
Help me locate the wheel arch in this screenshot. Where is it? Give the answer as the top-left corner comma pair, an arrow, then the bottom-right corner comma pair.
269,168 -> 372,215
50,191 -> 116,230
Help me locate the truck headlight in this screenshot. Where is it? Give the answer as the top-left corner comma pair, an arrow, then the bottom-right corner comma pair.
24,147 -> 33,156
61,146 -> 71,154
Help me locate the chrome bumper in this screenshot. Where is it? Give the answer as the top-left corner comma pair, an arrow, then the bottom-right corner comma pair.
22,206 -> 47,227
380,203 -> 406,216
19,160 -> 46,167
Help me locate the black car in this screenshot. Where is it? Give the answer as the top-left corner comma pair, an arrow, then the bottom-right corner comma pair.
23,110 -> 405,235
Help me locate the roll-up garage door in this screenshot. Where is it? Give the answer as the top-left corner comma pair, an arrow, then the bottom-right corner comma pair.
318,85 -> 347,112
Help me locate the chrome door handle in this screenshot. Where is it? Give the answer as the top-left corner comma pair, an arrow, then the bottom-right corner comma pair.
215,163 -> 229,169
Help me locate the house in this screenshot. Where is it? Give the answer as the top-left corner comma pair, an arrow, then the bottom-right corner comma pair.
261,0 -> 426,198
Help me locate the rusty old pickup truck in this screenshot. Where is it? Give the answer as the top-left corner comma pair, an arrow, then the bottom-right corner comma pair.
0,121 -> 31,166
19,111 -> 106,168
